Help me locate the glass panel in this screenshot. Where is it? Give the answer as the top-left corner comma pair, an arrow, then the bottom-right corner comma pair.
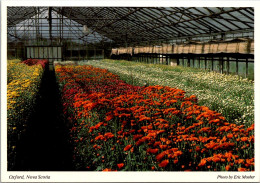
43,47 -> 48,59
48,47 -> 53,62
39,47 -> 44,58
58,47 -> 62,59
27,47 -> 30,59
53,47 -> 58,60
34,47 -> 39,58
213,60 -> 220,72
238,62 -> 246,77
229,61 -> 237,74
248,62 -> 254,80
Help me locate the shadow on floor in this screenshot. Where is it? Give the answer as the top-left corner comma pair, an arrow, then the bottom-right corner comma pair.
13,65 -> 73,171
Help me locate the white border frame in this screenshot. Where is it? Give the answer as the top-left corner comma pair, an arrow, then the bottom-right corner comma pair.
1,0 -> 260,182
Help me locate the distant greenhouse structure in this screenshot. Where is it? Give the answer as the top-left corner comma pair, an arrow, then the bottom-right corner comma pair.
7,7 -> 254,78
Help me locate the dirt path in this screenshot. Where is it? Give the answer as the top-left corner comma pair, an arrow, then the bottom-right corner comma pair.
13,66 -> 73,171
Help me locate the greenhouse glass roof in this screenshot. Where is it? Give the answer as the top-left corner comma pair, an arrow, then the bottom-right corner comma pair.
7,7 -> 254,46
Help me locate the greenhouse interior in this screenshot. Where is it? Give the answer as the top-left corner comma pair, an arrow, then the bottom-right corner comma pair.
7,7 -> 254,172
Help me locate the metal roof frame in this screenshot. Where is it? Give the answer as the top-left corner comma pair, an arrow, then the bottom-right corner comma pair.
7,7 -> 254,46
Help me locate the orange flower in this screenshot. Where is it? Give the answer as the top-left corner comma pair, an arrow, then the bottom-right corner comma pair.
95,135 -> 104,141
227,133 -> 233,139
105,115 -> 113,121
212,157 -> 221,163
159,145 -> 168,150
153,141 -> 162,147
102,168 -> 112,171
173,151 -> 183,157
247,124 -> 254,132
225,165 -> 231,171
139,116 -> 151,122
147,148 -> 159,154
246,158 -> 254,165
238,159 -> 244,164
204,141 -> 217,149
117,163 -> 124,169
249,135 -> 254,142
241,137 -> 248,142
160,138 -> 166,142
156,151 -> 166,162
158,159 -> 169,167
166,140 -> 172,145
124,144 -> 132,151
195,146 -> 201,152
238,167 -> 247,171
135,139 -> 144,146
130,147 -> 134,153
209,119 -> 220,123
199,127 -> 211,133
198,159 -> 207,167
232,128 -> 239,132
171,148 -> 179,152
104,132 -> 114,139
133,134 -> 143,141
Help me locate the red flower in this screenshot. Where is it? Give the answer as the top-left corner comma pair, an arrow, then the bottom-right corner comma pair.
147,148 -> 159,154
198,159 -> 207,167
153,141 -> 161,147
212,157 -> 221,163
124,145 -> 132,151
103,168 -> 112,171
156,151 -> 166,162
106,115 -> 113,121
232,128 -> 239,132
159,159 -> 169,167
95,135 -> 104,141
238,167 -> 247,171
195,146 -> 201,152
104,132 -> 114,139
225,165 -> 231,171
241,137 -> 248,142
130,147 -> 134,153
238,159 -> 244,164
117,163 -> 124,169
159,145 -> 168,150
227,133 -> 233,139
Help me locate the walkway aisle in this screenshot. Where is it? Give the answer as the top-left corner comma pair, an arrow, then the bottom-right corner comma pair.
14,66 -> 73,171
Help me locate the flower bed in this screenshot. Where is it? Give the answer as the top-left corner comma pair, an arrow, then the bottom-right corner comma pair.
8,59 -> 22,84
55,64 -> 254,171
22,58 -> 49,68
7,59 -> 48,170
85,59 -> 254,127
